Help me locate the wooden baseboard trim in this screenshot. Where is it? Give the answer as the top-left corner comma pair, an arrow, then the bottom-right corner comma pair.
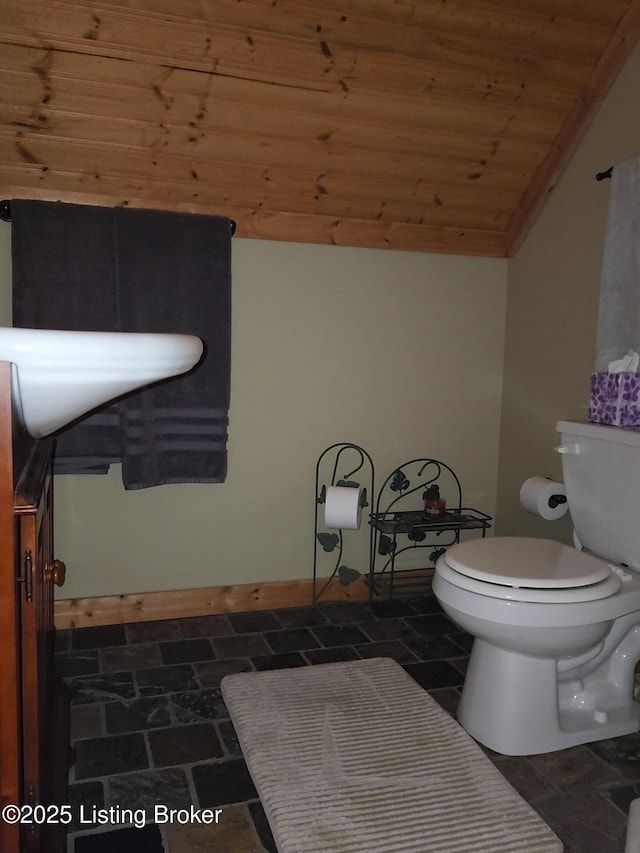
54,574 -> 369,629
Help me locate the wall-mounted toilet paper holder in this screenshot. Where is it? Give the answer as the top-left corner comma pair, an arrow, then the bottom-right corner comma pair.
548,493 -> 567,509
520,476 -> 569,520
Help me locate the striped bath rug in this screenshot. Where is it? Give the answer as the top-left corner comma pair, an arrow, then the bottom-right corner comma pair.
221,657 -> 562,853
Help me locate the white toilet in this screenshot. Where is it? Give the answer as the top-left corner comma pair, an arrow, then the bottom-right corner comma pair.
432,419 -> 640,756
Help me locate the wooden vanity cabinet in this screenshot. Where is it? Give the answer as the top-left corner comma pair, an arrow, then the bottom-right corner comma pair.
0,365 -> 69,853
0,364 -> 21,853
15,437 -> 69,853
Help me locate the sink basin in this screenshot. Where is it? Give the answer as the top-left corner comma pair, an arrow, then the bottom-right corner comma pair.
0,327 -> 204,438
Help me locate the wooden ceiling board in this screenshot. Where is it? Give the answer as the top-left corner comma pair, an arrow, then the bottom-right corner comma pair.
2,44 -> 573,151
1,0 -> 640,256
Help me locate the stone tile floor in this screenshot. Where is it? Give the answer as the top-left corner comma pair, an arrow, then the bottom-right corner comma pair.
55,594 -> 640,852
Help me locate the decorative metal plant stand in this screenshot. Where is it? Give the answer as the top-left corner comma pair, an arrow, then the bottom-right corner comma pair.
368,458 -> 492,600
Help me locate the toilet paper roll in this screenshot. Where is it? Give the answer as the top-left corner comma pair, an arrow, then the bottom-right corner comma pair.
324,485 -> 363,530
519,476 -> 568,521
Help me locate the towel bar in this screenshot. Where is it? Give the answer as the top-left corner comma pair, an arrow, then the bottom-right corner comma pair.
0,200 -> 236,234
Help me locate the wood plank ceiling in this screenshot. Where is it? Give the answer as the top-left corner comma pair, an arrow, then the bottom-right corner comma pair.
1,0 -> 640,257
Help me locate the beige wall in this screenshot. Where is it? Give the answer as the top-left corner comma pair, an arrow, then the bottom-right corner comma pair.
10,38 -> 639,599
497,41 -> 640,540
0,231 -> 507,597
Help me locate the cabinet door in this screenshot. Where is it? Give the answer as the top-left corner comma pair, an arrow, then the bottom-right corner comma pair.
0,528 -> 20,853
0,364 -> 20,853
18,462 -> 54,852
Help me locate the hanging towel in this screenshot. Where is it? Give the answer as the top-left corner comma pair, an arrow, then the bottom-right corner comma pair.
11,200 -> 231,489
12,200 -> 122,473
595,155 -> 640,371
113,206 -> 231,488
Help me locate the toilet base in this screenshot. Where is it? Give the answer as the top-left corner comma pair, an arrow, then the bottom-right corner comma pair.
458,639 -> 640,755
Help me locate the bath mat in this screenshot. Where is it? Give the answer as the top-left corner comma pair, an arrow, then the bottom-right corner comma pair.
221,657 -> 562,853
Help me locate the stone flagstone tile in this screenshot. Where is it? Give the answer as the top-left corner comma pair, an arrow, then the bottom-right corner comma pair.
218,720 -> 242,758
317,601 -> 370,624
74,823 -> 164,852
271,606 -> 327,629
74,732 -> 148,780
100,643 -> 162,673
401,633 -> 468,660
55,651 -> 100,678
450,657 -> 468,676
228,610 -> 282,633
163,804 -> 262,853
263,627 -> 321,653
588,735 -> 640,783
247,801 -> 277,853
70,703 -> 104,742
403,612 -> 459,635
126,619 -> 183,643
180,614 -> 233,638
171,687 -> 229,723
55,628 -> 72,653
427,687 -> 461,718
211,633 -> 271,659
159,638 -> 215,665
192,759 -> 257,808
251,652 -> 306,671
490,756 -> 557,803
72,624 -> 127,651
109,767 -> 192,816
370,598 -> 418,618
136,664 -> 198,697
69,672 -> 136,705
402,659 -> 465,690
449,631 -> 474,653
148,723 -> 223,767
606,782 -> 640,815
104,696 -> 171,734
534,786 -> 626,853
66,780 -> 105,831
310,624 -> 371,647
358,616 -> 417,641
354,639 -> 417,664
194,658 -> 253,688
406,594 -> 443,615
303,646 -> 360,665
527,745 -> 627,791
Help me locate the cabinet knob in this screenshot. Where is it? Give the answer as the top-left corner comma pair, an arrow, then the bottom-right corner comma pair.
45,559 -> 67,587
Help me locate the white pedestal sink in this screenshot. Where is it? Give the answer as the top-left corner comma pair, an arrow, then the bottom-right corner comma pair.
0,327 -> 204,438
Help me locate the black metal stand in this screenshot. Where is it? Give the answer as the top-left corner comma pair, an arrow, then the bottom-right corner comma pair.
313,448 -> 492,605
367,458 -> 492,601
312,443 -> 375,603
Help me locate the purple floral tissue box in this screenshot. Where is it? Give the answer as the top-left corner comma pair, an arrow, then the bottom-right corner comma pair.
589,372 -> 640,426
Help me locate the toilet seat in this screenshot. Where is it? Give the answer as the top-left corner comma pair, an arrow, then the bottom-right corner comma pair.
437,537 -> 622,603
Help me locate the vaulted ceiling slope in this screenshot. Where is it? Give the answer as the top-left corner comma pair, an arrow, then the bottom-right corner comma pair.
1,0 -> 640,256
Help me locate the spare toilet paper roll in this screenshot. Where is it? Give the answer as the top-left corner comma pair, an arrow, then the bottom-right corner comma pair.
324,485 -> 363,530
519,476 -> 568,521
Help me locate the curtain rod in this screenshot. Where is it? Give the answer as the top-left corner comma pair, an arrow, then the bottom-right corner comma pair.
0,200 -> 236,234
596,167 -> 613,181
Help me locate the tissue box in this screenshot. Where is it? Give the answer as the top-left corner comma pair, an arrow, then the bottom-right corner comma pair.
589,372 -> 640,426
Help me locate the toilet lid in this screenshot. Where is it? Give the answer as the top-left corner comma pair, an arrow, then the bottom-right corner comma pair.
444,537 -> 612,589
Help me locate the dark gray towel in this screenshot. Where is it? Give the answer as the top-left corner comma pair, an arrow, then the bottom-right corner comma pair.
12,200 -> 231,488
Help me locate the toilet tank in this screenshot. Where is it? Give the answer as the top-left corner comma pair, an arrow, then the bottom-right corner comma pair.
557,420 -> 640,569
